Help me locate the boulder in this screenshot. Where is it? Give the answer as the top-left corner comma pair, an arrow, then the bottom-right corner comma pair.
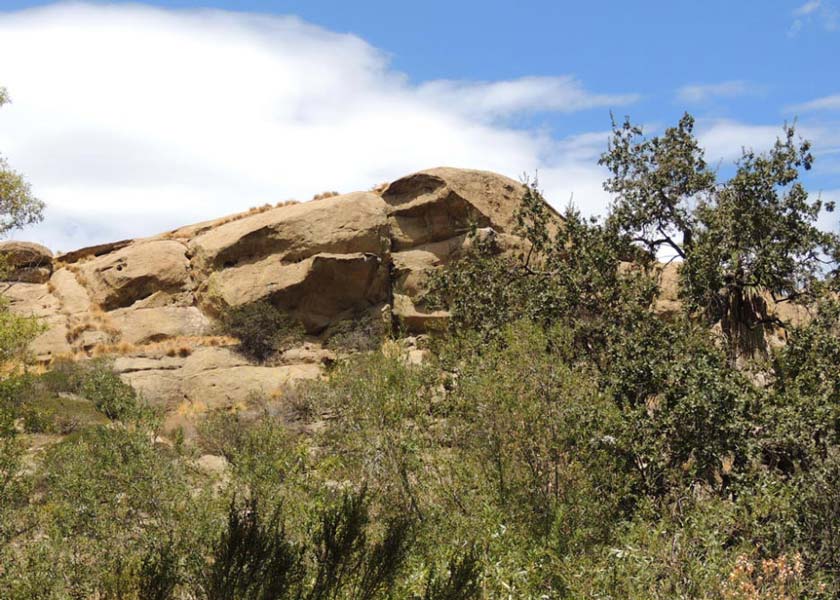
382,167 -> 527,250
109,306 -> 212,345
28,315 -> 72,359
181,363 -> 321,411
49,268 -> 93,315
2,282 -> 61,318
78,240 -> 191,310
0,241 -> 53,283
392,293 -> 449,333
207,252 -> 390,332
190,192 -> 389,271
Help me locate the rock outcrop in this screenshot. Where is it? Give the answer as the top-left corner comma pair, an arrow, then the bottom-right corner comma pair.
0,241 -> 53,283
1,167 -> 528,426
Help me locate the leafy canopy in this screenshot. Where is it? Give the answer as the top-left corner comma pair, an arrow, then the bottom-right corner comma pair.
600,113 -> 840,327
0,87 -> 44,237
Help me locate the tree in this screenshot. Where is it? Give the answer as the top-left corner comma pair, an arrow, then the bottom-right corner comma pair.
0,86 -> 44,237
600,113 -> 840,351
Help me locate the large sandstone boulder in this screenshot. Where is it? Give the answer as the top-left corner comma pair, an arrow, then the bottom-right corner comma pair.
3,167 -> 534,417
190,192 -> 389,271
0,241 -> 53,283
109,306 -> 212,345
78,240 -> 191,310
207,252 -> 389,332
382,167 -> 526,251
114,347 -> 322,415
49,268 -> 93,315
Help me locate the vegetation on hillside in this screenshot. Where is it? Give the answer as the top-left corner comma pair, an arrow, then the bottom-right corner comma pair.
1,111 -> 839,598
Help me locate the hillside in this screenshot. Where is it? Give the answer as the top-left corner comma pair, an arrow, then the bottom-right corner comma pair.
2,167 -> 532,429
1,161 -> 838,599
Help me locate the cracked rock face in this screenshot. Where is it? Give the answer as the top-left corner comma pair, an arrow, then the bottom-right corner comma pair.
2,167 -> 529,424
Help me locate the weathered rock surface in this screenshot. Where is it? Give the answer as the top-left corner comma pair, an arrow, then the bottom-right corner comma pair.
78,240 -> 191,310
113,346 -> 322,417
190,191 -> 389,271
382,167 -> 526,250
208,252 -> 389,332
2,167 -> 532,424
0,241 -> 53,283
109,306 -> 211,345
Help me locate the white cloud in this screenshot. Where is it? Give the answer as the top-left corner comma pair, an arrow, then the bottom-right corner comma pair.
0,2 -> 636,252
794,0 -> 823,16
787,94 -> 840,113
676,80 -> 758,104
417,77 -> 639,120
789,0 -> 839,35
697,120 -> 783,163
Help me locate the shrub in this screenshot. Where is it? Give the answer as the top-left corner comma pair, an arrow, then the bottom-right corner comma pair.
220,301 -> 304,362
201,490 -> 414,600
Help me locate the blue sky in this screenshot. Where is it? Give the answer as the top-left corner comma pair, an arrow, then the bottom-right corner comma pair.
0,1 -> 838,250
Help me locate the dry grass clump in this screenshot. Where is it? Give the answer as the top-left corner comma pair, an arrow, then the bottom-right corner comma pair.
165,343 -> 193,358
275,199 -> 299,208
90,341 -> 136,357
370,181 -> 389,194
68,333 -> 238,362
214,203 -> 280,228
65,311 -> 121,345
722,554 -> 815,600
311,191 -> 340,201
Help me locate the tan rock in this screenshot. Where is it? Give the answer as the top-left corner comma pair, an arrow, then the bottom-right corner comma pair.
392,293 -> 449,333
121,369 -> 184,410
109,306 -> 212,345
29,315 -> 72,359
0,241 -> 53,283
180,346 -> 250,375
382,167 -> 527,250
49,268 -> 93,315
190,192 -> 388,271
2,282 -> 61,318
279,343 -> 337,365
56,239 -> 131,265
195,454 -> 229,475
208,252 -> 389,332
113,354 -> 187,372
79,240 -> 191,310
182,360 -> 322,411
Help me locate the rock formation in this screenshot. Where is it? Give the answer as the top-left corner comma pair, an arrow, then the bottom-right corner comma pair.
1,167 -> 528,428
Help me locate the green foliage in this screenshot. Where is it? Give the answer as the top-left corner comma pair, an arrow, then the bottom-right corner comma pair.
0,86 -> 45,236
31,358 -> 141,422
0,302 -> 45,365
3,109 -> 840,598
602,314 -> 755,494
600,113 -> 840,351
201,497 -> 305,600
428,180 -> 656,349
324,309 -> 387,352
422,549 -> 482,600
201,490 -> 414,600
220,300 -> 305,362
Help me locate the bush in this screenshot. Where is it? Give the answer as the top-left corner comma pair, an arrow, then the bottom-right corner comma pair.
220,301 -> 304,362
201,490 -> 414,600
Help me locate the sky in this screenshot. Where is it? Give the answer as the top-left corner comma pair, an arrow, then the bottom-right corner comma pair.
0,0 -> 839,252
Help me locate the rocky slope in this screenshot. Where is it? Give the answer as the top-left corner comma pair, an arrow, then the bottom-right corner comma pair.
1,167 -> 529,428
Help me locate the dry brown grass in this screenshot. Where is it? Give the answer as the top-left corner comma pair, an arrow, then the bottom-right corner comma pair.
370,182 -> 389,194
65,312 -> 121,346
722,553 -> 813,600
85,335 -> 235,360
311,191 -> 340,201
